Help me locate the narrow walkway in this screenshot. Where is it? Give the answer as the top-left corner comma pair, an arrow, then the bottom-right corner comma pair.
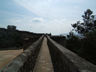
33,37 -> 54,72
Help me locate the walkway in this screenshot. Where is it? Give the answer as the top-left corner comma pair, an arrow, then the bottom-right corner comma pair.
33,37 -> 54,72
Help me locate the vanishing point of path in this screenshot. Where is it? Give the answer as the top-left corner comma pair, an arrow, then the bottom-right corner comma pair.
33,37 -> 54,72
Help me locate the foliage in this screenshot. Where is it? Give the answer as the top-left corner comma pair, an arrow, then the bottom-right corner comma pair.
66,9 -> 96,64
0,29 -> 22,48
66,32 -> 81,52
72,9 -> 96,35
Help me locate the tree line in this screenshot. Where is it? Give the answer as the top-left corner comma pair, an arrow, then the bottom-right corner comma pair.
66,9 -> 96,64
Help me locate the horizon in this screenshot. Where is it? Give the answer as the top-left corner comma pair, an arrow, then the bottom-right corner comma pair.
0,0 -> 96,35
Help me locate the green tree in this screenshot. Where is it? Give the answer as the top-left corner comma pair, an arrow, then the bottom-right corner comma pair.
71,9 -> 96,64
72,9 -> 96,35
66,32 -> 81,52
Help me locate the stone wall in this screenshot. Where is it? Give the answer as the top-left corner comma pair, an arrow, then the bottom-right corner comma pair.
0,36 -> 44,72
47,36 -> 96,72
51,36 -> 66,47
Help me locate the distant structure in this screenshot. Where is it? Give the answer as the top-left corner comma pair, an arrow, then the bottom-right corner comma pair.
7,25 -> 16,30
45,33 -> 51,36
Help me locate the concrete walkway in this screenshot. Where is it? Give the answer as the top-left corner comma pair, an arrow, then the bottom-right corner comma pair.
33,37 -> 54,72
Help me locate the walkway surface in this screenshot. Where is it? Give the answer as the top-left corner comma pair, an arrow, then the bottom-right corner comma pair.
33,37 -> 54,72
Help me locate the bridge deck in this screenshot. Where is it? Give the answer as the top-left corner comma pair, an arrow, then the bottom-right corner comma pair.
33,37 -> 54,72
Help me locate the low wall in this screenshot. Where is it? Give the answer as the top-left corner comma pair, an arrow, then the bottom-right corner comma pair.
0,36 -> 44,72
51,36 -> 66,47
47,36 -> 96,72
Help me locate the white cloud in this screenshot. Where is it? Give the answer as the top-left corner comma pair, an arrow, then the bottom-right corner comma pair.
32,17 -> 44,23
0,10 -> 78,35
1,0 -> 96,35
14,0 -> 83,19
7,16 -> 74,35
9,0 -> 89,34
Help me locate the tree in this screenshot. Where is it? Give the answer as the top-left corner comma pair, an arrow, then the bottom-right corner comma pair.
70,9 -> 96,64
66,31 -> 81,52
72,9 -> 96,36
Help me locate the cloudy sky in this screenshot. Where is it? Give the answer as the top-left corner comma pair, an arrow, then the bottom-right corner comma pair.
0,0 -> 96,35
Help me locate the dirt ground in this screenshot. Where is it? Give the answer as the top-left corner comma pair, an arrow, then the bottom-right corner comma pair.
0,49 -> 23,69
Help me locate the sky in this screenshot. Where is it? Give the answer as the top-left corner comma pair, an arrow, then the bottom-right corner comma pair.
0,0 -> 96,35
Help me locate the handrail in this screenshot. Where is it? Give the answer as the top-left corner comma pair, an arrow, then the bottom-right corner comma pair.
47,36 -> 96,72
0,36 -> 44,72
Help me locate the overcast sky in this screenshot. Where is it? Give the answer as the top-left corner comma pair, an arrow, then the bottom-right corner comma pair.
0,0 -> 96,35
